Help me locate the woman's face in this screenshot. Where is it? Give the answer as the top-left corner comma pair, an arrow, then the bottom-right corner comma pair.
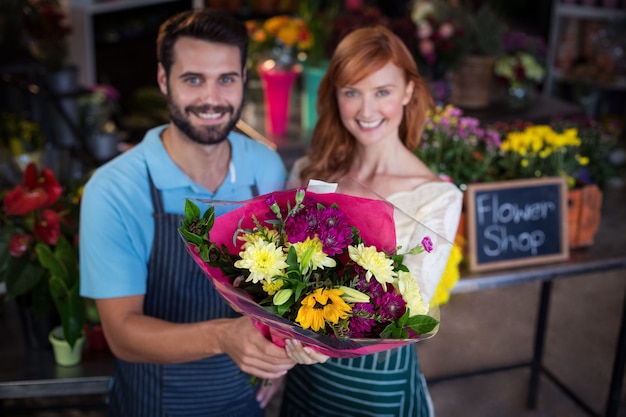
336,61 -> 414,148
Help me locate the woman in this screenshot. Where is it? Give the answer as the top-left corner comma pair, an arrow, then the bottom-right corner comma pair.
280,26 -> 462,417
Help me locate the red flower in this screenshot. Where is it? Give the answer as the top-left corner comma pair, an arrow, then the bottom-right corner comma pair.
8,234 -> 34,257
33,209 -> 61,245
2,163 -> 63,215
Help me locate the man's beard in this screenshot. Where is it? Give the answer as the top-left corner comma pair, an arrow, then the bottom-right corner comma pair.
167,96 -> 243,146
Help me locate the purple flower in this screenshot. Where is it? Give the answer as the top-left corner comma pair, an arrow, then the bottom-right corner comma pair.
355,274 -> 385,299
348,303 -> 376,337
375,291 -> 406,321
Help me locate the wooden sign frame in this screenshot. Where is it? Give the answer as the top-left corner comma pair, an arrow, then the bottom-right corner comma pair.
466,177 -> 569,272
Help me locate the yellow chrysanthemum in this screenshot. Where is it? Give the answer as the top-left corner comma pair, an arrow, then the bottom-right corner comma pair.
432,242 -> 463,306
394,271 -> 428,316
295,288 -> 351,331
237,228 -> 279,248
262,277 -> 284,295
291,237 -> 336,273
234,239 -> 288,284
348,243 -> 397,285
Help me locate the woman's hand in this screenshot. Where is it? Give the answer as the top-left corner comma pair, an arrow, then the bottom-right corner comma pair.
284,339 -> 330,365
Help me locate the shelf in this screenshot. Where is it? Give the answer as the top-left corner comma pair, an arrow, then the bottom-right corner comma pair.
555,3 -> 626,19
552,69 -> 626,91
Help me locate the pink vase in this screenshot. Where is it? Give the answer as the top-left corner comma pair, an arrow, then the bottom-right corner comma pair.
257,63 -> 300,137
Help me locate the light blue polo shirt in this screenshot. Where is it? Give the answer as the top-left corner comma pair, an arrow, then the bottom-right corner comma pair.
79,125 -> 286,299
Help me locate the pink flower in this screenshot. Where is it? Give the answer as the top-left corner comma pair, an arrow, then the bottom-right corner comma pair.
8,234 -> 34,257
438,21 -> 455,39
417,21 -> 433,39
419,39 -> 436,64
421,236 -> 433,253
344,0 -> 363,11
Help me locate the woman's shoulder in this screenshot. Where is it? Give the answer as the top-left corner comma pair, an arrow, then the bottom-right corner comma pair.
287,156 -> 310,188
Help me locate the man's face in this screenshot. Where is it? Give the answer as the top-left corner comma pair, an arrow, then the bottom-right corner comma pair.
158,37 -> 246,145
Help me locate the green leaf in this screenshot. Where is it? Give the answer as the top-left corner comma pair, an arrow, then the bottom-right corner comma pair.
0,228 -> 11,278
179,229 -> 203,246
35,243 -> 68,280
405,314 -> 440,334
183,198 -> 201,221
202,205 -> 215,231
5,255 -> 46,298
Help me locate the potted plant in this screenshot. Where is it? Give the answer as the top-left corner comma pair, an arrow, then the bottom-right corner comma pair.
449,3 -> 508,109
298,0 -> 340,131
1,161 -> 86,362
494,31 -> 547,110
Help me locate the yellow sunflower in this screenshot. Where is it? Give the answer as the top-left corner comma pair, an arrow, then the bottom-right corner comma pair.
296,288 -> 351,331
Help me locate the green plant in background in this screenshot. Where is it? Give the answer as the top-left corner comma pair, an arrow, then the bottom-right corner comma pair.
416,104 -> 502,189
35,235 -> 84,348
298,0 -> 340,67
418,110 -> 618,191
24,0 -> 73,70
1,162 -> 87,348
549,115 -> 618,189
455,4 -> 507,58
494,52 -> 545,89
0,113 -> 45,172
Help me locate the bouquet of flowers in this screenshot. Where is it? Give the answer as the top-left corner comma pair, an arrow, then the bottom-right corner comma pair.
179,181 -> 451,357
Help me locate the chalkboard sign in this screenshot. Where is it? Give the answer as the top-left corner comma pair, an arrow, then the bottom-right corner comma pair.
466,178 -> 569,272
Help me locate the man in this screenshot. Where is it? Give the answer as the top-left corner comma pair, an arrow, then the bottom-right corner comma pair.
79,10 -> 294,416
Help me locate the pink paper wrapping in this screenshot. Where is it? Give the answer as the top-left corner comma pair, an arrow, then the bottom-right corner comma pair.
185,189 -> 430,358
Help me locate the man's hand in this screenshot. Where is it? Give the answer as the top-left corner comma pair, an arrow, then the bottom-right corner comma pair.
219,317 -> 295,379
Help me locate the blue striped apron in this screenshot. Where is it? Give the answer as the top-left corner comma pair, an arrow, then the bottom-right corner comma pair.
107,172 -> 264,417
279,340 -> 434,417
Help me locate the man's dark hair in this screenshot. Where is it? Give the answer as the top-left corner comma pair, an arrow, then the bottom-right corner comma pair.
156,9 -> 249,76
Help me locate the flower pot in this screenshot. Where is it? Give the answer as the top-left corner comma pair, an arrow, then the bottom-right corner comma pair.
84,324 -> 109,351
49,325 -> 85,367
257,62 -> 300,137
301,63 -> 328,133
450,56 -> 496,110
506,83 -> 536,111
568,184 -> 603,248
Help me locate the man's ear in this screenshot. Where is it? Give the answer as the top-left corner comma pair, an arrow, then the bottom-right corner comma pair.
157,63 -> 168,95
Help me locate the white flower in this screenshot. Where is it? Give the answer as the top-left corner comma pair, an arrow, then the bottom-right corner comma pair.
291,237 -> 336,274
395,270 -> 428,316
348,243 -> 397,285
234,239 -> 288,284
